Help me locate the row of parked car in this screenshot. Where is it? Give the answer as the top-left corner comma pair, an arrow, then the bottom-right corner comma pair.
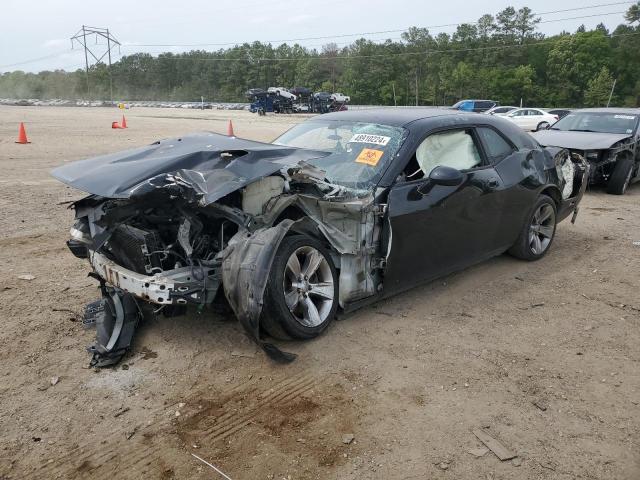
451,99 -> 640,195
0,98 -> 250,110
452,100 -> 569,131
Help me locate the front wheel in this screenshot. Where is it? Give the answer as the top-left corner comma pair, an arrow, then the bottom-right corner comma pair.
261,235 -> 338,340
508,195 -> 557,261
606,156 -> 634,195
536,121 -> 550,131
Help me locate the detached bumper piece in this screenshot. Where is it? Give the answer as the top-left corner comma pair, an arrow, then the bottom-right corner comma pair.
85,288 -> 141,367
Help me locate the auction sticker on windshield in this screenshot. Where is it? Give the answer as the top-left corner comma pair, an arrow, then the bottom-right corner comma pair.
356,148 -> 384,166
349,134 -> 391,146
615,115 -> 636,120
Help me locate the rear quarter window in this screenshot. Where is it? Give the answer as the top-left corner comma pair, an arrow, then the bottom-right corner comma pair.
477,127 -> 515,162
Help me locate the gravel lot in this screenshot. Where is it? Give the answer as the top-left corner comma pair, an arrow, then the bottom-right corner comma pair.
1,106 -> 639,479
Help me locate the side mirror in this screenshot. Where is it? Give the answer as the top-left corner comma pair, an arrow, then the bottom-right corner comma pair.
429,165 -> 464,186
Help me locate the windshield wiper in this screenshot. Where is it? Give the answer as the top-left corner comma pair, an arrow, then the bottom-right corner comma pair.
569,129 -> 597,132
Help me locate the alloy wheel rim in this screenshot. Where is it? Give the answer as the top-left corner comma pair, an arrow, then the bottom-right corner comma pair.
283,246 -> 334,327
529,203 -> 555,255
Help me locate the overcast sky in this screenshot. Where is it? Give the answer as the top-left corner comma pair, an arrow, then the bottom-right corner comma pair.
0,0 -> 633,72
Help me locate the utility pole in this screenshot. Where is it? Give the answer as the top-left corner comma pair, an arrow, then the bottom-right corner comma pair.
415,69 -> 419,106
607,78 -> 617,107
392,82 -> 397,107
71,26 -> 121,103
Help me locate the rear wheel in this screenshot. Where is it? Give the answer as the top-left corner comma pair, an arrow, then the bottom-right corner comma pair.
606,156 -> 634,195
261,235 -> 338,340
508,195 -> 557,261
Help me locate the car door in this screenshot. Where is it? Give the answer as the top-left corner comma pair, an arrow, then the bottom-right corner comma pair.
509,109 -> 527,129
526,109 -> 544,130
382,127 -> 507,295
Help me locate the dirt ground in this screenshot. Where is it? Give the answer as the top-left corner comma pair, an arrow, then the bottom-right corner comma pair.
0,106 -> 639,480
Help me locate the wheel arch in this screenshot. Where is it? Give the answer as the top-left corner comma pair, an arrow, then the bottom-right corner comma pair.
539,185 -> 562,209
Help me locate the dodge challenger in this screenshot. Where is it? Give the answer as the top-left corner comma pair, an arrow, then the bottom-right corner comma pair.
52,108 -> 589,366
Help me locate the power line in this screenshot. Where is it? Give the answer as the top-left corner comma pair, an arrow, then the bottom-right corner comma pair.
0,51 -> 74,69
111,23 -> 640,64
121,2 -> 634,48
0,2 -> 632,71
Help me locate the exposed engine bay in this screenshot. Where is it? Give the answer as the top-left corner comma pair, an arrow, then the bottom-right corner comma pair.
60,134 -> 384,365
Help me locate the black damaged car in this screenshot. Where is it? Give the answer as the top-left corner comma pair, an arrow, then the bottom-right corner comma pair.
532,108 -> 640,195
52,108 -> 589,365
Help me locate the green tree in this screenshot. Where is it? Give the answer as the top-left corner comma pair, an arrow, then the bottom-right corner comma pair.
625,2 -> 640,23
584,67 -> 615,106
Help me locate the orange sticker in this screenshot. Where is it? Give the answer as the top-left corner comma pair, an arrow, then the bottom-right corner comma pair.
355,148 -> 384,166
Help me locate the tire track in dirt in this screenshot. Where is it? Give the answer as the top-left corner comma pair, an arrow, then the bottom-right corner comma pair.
197,375 -> 316,442
31,372 -> 317,478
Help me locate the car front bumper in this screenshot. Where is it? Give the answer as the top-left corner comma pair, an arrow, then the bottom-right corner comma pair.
88,250 -> 217,305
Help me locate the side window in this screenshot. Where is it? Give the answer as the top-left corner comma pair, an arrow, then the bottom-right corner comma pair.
460,101 -> 474,111
512,110 -> 524,117
405,129 -> 482,179
477,127 -> 515,163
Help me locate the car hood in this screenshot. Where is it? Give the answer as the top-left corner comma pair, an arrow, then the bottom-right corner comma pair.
531,130 -> 632,150
51,132 -> 329,205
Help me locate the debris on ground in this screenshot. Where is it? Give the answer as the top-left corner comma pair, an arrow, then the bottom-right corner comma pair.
342,433 -> 355,444
472,429 -> 517,461
18,274 -> 35,281
191,453 -> 233,480
467,446 -> 489,457
230,349 -> 257,358
512,457 -> 522,467
50,376 -> 59,386
532,399 -> 548,411
113,407 -> 130,418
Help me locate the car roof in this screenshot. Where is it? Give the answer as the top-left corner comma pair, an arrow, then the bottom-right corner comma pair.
571,108 -> 640,114
316,107 -> 472,127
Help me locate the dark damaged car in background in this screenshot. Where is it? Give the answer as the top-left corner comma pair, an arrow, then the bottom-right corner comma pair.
532,108 -> 640,195
52,108 -> 589,366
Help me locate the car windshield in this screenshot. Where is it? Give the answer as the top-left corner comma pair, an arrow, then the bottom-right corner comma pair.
550,112 -> 639,134
274,120 -> 406,189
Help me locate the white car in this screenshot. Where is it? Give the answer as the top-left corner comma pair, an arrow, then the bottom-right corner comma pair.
330,92 -> 350,103
267,87 -> 297,101
506,108 -> 559,132
485,105 -> 518,116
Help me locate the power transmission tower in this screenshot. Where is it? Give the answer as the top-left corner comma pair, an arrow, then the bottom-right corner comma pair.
70,26 -> 121,103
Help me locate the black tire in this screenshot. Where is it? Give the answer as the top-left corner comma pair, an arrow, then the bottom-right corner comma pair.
606,156 -> 634,195
536,121 -> 550,131
261,235 -> 338,340
508,194 -> 557,261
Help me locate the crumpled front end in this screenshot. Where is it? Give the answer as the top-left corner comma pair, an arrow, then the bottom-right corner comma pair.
63,146 -> 382,366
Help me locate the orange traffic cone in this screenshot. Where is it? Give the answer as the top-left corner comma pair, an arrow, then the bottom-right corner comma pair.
121,115 -> 128,128
15,122 -> 30,144
111,121 -> 121,129
227,120 -> 235,137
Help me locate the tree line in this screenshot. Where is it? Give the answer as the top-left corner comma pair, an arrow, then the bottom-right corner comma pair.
1,4 -> 640,107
